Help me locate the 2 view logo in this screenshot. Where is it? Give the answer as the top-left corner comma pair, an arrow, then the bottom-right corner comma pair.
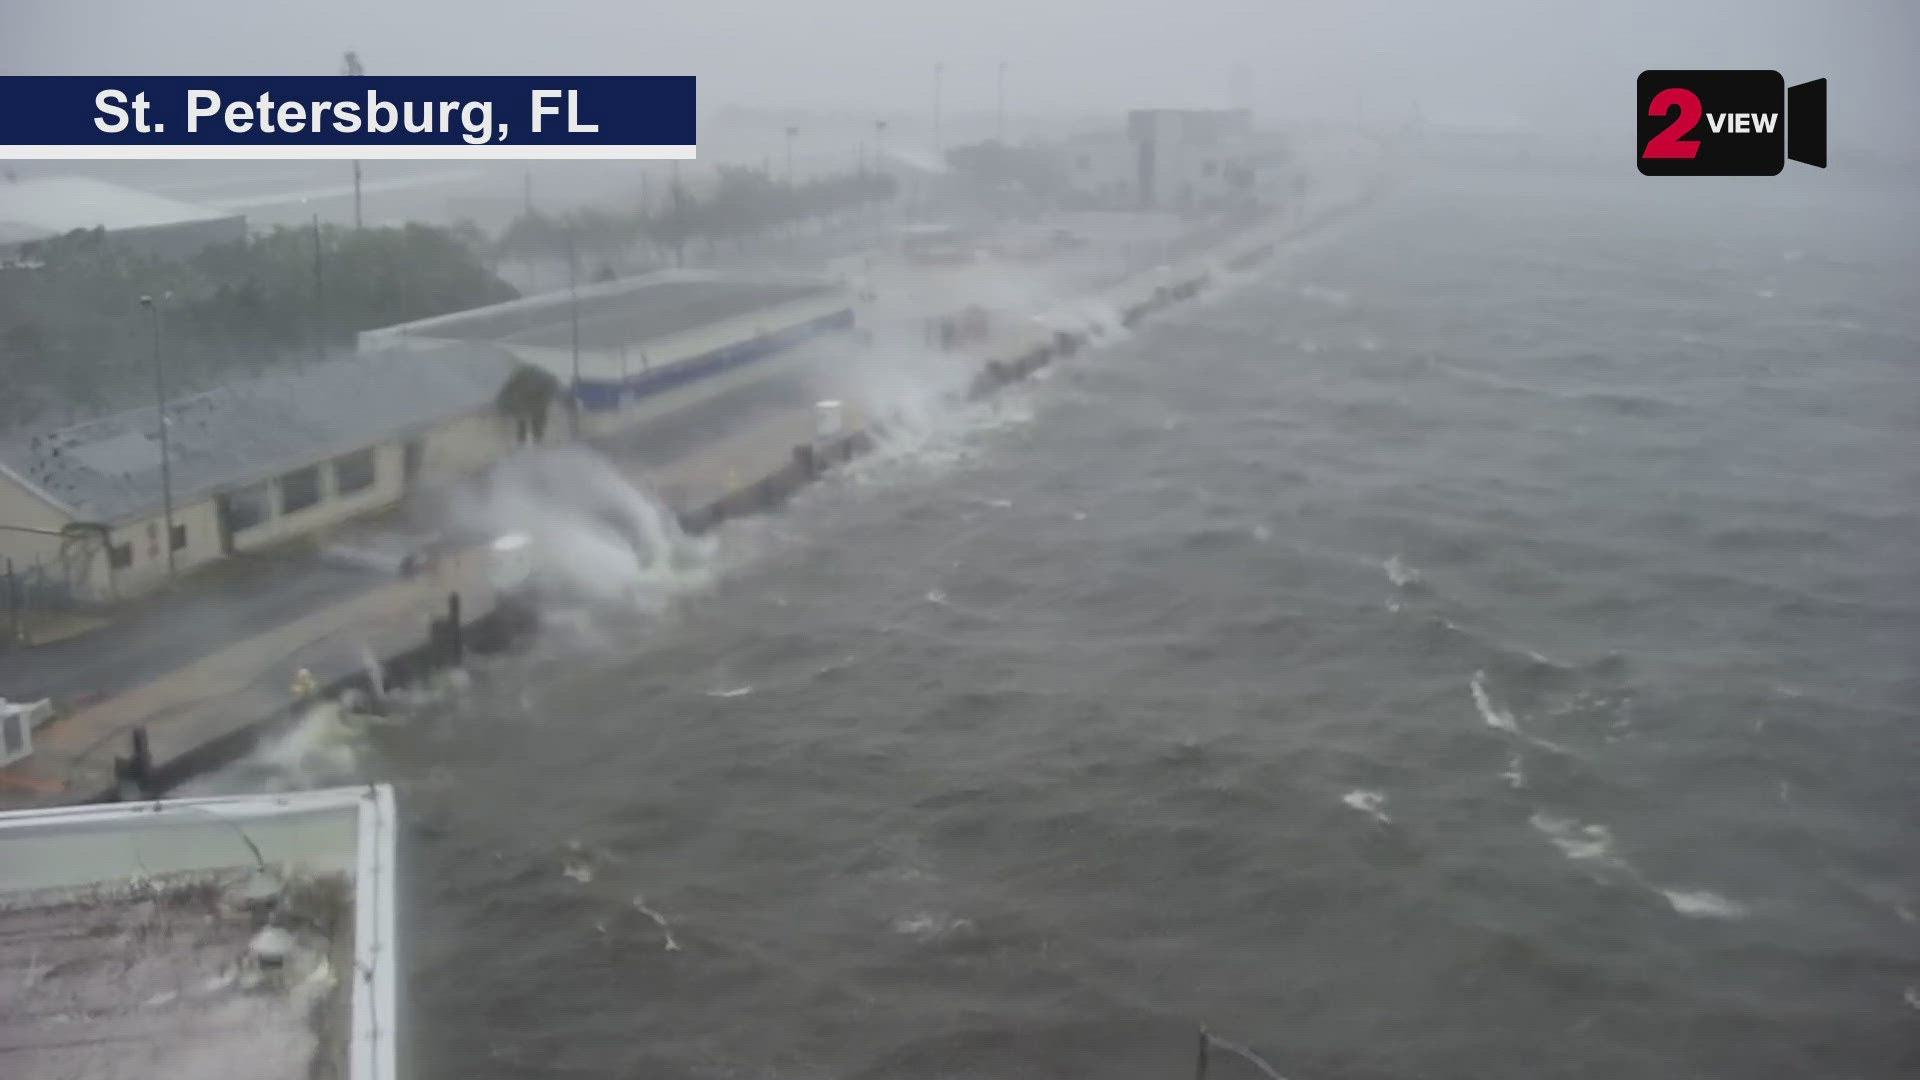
1638,70 -> 1826,175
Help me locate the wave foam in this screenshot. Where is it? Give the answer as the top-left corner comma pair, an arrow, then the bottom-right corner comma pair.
1660,889 -> 1747,919
1384,554 -> 1423,587
1342,789 -> 1391,825
1529,812 -> 1619,865
1471,671 -> 1522,735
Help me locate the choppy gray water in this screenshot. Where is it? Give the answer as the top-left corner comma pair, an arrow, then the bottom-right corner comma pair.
256,158 -> 1920,1078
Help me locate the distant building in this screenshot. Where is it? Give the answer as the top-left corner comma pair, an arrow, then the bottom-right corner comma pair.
0,176 -> 246,261
0,343 -> 527,603
1060,108 -> 1264,212
1126,108 -> 1258,211
1059,133 -> 1139,208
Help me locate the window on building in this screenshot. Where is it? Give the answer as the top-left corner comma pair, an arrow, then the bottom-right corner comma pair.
108,542 -> 132,569
170,523 -> 187,551
223,484 -> 273,532
333,448 -> 377,495
280,466 -> 322,514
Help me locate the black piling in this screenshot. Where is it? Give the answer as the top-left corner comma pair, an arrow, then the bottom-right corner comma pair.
446,592 -> 463,663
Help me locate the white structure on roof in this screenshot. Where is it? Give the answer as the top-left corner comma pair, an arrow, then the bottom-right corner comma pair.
0,176 -> 246,259
0,785 -> 399,1080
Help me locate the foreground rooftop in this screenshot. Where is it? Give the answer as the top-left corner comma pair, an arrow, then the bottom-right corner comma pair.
0,787 -> 398,1080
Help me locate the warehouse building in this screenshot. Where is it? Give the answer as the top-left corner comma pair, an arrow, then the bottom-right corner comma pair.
0,343 -> 528,603
0,176 -> 246,261
1059,109 -> 1264,212
0,271 -> 854,605
360,268 -> 855,438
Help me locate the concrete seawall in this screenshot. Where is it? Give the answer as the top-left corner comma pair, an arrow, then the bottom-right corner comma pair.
24,206 -> 1335,808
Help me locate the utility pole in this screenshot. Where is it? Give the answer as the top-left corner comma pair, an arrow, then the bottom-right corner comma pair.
933,62 -> 945,161
872,119 -> 890,243
139,294 -> 176,582
311,214 -> 325,362
668,159 -> 685,268
996,60 -> 1008,144
342,51 -> 365,229
566,229 -> 581,437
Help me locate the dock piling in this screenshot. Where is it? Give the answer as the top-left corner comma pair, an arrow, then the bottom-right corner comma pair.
446,593 -> 464,663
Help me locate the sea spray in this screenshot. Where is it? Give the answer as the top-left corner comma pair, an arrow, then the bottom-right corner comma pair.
454,445 -> 719,612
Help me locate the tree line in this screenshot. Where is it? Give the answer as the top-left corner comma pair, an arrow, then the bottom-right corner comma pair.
496,166 -> 898,268
0,165 -> 898,434
0,222 -> 516,431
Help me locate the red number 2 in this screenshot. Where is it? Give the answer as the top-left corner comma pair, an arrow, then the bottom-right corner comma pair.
1644,87 -> 1702,159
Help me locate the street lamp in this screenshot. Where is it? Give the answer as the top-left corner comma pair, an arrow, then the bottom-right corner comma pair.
933,62 -> 945,160
139,293 -> 176,582
565,230 -> 581,437
997,60 -> 1008,144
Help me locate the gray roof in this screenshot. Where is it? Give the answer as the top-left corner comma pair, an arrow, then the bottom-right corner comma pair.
395,276 -> 832,352
0,177 -> 238,245
1,343 -> 521,523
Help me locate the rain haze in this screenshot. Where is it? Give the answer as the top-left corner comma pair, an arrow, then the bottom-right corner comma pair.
0,3 -> 1916,1080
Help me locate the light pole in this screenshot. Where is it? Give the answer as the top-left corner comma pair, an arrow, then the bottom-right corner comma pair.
139,294 -> 176,582
342,51 -> 365,229
997,60 -> 1007,144
310,213 -> 325,363
565,229 -> 581,437
933,62 -> 945,161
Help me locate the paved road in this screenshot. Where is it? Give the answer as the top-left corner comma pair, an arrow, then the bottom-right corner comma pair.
0,547 -> 388,708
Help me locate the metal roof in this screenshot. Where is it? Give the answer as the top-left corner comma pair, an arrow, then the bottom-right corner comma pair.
0,176 -> 240,245
369,271 -> 836,353
0,343 -> 521,524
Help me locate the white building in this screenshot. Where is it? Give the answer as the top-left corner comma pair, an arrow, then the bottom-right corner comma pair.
1060,109 -> 1264,212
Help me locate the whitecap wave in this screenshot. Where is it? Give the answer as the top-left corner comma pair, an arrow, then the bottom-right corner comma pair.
1660,889 -> 1747,920
706,685 -> 755,698
1384,554 -> 1422,587
1471,671 -> 1522,735
1471,671 -> 1570,754
891,912 -> 974,941
1529,812 -> 1620,865
1502,753 -> 1526,790
1342,789 -> 1391,825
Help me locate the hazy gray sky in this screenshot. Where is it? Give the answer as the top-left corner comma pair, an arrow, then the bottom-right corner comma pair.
3,1 -> 1914,141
